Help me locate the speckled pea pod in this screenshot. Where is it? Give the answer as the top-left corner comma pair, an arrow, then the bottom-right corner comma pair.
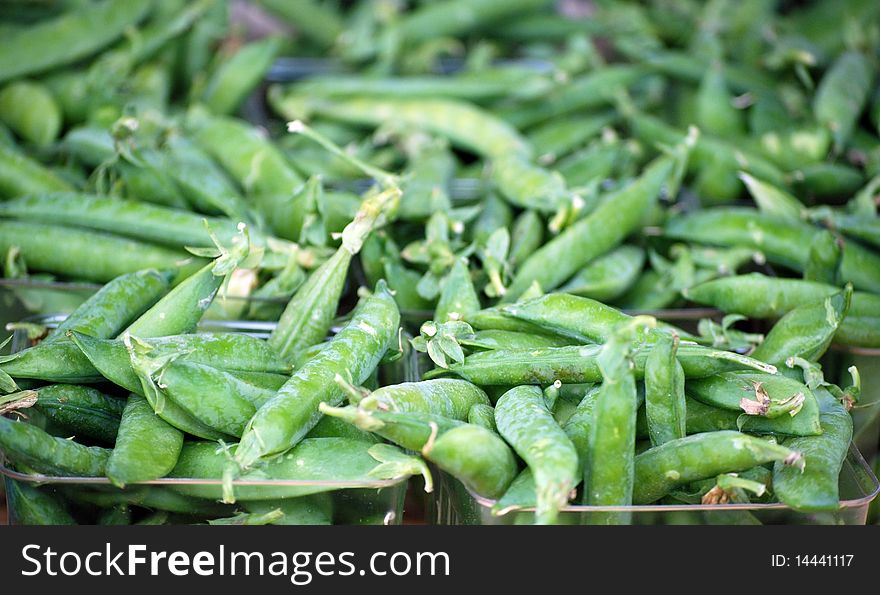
235,281 -> 399,469
637,396 -> 740,439
559,245 -> 645,302
491,154 -> 569,213
0,80 -> 61,146
201,36 -> 282,115
31,384 -> 125,444
464,306 -> 570,338
495,385 -> 578,524
357,379 -> 490,421
500,293 -> 632,343
5,478 -> 76,525
435,258 -> 481,323
645,334 -> 686,446
633,431 -> 803,504
752,286 -> 851,366
467,403 -> 497,432
0,144 -> 72,198
0,415 -> 110,476
804,229 -> 843,285
665,208 -> 880,293
773,390 -> 853,512
106,395 -> 184,488
459,329 -> 575,351
813,51 -> 874,151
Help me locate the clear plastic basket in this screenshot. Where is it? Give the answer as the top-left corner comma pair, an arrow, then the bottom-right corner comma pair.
2,317 -> 417,525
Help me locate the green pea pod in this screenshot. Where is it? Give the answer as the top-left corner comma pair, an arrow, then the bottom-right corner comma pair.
0,220 -> 194,283
32,384 -> 125,444
495,385 -> 578,524
559,245 -> 645,301
5,478 -> 76,525
773,391 -> 853,512
471,192 -> 514,245
0,81 -> 61,146
508,210 -> 545,270
793,162 -> 865,198
398,138 -> 454,221
106,395 -> 184,488
305,415 -> 381,443
0,1 -> 151,83
804,230 -> 842,286
242,495 -> 334,525
0,143 -> 71,197
467,403 -> 497,432
696,62 -> 745,138
356,379 -> 490,421
427,343 -> 776,385
813,51 -> 874,151
0,415 -> 110,476
464,306 -> 570,338
491,154 -> 569,213
254,0 -> 343,48
67,485 -> 232,516
201,36 -> 282,116
665,208 -> 880,293
170,438 -> 410,501
395,0 -> 553,45
633,431 -> 803,504
504,141 -> 690,300
529,112 -> 615,164
460,329 -> 575,351
751,286 -> 851,366
645,334 -> 686,446
98,505 -> 132,526
435,258 -> 481,323
236,281 -> 399,469
500,292 -> 631,343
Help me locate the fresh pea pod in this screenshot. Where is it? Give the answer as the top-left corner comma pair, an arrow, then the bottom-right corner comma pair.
804,229 -> 843,285
0,144 -> 73,198
696,62 -> 745,138
645,334 -> 686,446
508,210 -> 544,270
459,329 -> 575,351
0,81 -> 61,146
254,0 -> 343,48
633,431 -> 803,504
31,384 -> 125,444
98,505 -> 132,526
813,51 -> 874,150
67,485 -> 233,516
792,162 -> 865,198
435,258 -> 481,322
495,385 -> 578,524
5,478 -> 76,525
356,379 -> 490,421
0,415 -> 110,477
491,154 -> 569,213
467,403 -> 497,432
201,36 -> 282,116
559,245 -> 645,302
242,495 -> 334,526
236,281 -> 399,469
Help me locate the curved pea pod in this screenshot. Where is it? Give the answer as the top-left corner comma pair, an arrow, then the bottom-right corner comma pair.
270,91 -> 531,160
201,36 -> 281,115
106,395 -> 184,488
235,281 -> 400,469
687,372 -> 822,436
68,331 -> 290,395
813,51 -> 874,151
0,220 -> 194,283
773,393 -> 853,512
356,379 -> 490,421
242,495 -> 334,526
467,403 -> 497,432
665,208 -> 880,294
428,343 -> 776,385
751,286 -> 851,366
255,0 -> 343,48
464,306 -> 569,338
559,245 -> 645,301
0,415 -> 110,476
792,162 -> 865,198
632,431 -> 804,504
0,143 -> 72,198
696,62 -> 745,138
459,329 -> 575,351
503,143 -> 688,301
491,154 -> 569,213
645,334 -> 686,446
5,478 -> 76,525
499,292 -> 632,343
804,229 -> 843,285
0,81 -> 61,146
811,211 -> 880,250
435,258 -> 481,323
31,384 -> 125,444
169,438 -> 409,501
67,485 -> 233,516
495,386 -> 578,524
305,415 -> 381,443
471,192 -> 514,245
0,0 -> 150,83
508,210 -> 544,270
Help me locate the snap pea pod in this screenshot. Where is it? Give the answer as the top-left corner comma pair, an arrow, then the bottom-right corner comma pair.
106,395 -> 184,488
0,220 -> 195,283
504,145 -> 687,301
495,385 -> 578,524
810,210 -> 880,250
97,505 -> 132,526
435,258 -> 481,322
305,416 -> 381,444
69,331 -> 291,395
5,478 -> 76,525
320,405 -> 517,500
0,81 -> 61,146
632,431 -> 803,504
236,281 -> 399,469
508,210 -> 544,270
467,403 -> 497,432
0,144 -> 73,198
0,193 -> 259,249
254,0 -> 343,48
471,192 -> 514,245
666,208 -> 880,293
356,379 -> 490,421
394,0 -> 553,44
637,399 -> 742,440
0,269 -> 173,382
559,245 -> 645,301
201,36 -> 282,116
804,229 -> 842,285
464,307 -> 572,338
459,329 -> 575,351
696,62 -> 745,138
773,391 -> 853,512
751,286 -> 851,366
0,415 -> 110,477
645,334 -> 686,446
0,0 -> 151,83
270,90 -> 531,160
67,486 -> 233,516
793,162 -> 865,198
31,384 -> 125,444
242,495 -> 334,526
529,112 -> 616,164
426,343 -> 776,385
491,154 -> 568,213
398,138 -> 454,221
813,51 -> 874,151
169,438 -> 407,501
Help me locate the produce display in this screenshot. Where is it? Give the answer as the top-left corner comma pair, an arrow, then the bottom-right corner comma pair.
1,0 -> 880,525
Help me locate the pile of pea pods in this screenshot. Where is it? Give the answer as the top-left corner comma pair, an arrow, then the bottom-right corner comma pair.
2,0 -> 880,524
